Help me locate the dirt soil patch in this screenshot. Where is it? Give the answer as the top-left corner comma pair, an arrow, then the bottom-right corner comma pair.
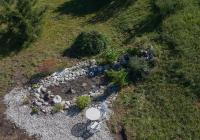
48,76 -> 107,100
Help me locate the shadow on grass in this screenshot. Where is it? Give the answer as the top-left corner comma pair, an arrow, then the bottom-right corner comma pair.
62,47 -> 80,59
0,31 -> 29,58
55,0 -> 109,16
89,0 -> 136,23
55,0 -> 135,23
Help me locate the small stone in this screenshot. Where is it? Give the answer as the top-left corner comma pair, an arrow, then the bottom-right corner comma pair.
35,101 -> 42,106
43,102 -> 49,106
50,95 -> 55,98
38,98 -> 45,103
65,101 -> 71,106
71,89 -> 76,94
61,101 -> 65,106
47,91 -> 51,94
82,83 -> 87,87
34,93 -> 40,99
53,95 -> 62,104
41,109 -> 46,113
64,104 -> 69,110
41,87 -> 47,93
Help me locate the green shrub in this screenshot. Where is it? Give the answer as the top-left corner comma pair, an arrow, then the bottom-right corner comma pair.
52,103 -> 64,113
72,31 -> 107,57
106,69 -> 128,87
31,107 -> 39,114
0,0 -> 46,47
76,95 -> 91,110
128,56 -> 149,82
102,48 -> 119,64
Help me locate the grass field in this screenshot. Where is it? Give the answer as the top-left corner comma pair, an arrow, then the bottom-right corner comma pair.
1,0 -> 200,139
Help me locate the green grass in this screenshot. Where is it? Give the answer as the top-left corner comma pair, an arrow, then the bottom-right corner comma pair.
1,0 -> 200,139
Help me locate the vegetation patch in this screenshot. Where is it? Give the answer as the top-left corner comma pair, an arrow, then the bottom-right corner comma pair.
76,95 -> 91,110
68,31 -> 107,58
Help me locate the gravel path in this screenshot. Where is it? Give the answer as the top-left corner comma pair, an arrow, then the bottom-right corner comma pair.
4,88 -> 114,140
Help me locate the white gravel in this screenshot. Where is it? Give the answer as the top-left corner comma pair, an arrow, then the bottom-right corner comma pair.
4,88 -> 114,140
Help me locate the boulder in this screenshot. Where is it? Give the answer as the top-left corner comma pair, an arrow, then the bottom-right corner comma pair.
41,87 -> 47,93
53,95 -> 62,104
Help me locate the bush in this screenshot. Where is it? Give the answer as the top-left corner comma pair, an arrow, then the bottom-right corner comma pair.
102,48 -> 119,64
52,103 -> 64,113
0,0 -> 46,47
72,31 -> 107,57
128,56 -> 149,82
76,95 -> 91,110
106,69 -> 128,87
31,107 -> 39,115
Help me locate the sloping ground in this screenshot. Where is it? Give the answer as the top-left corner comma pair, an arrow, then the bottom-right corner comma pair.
1,0 -> 200,139
110,0 -> 200,139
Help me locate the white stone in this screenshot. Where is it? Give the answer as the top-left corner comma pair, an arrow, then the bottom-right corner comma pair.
65,101 -> 70,106
53,95 -> 62,104
41,87 -> 47,93
34,93 -> 40,99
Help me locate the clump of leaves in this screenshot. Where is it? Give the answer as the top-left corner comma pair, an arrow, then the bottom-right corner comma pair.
76,96 -> 91,110
102,48 -> 119,64
52,103 -> 64,113
22,96 -> 30,105
106,69 -> 128,88
71,31 -> 107,57
31,107 -> 39,115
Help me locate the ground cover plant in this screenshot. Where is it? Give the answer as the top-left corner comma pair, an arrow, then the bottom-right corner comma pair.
76,95 -> 91,110
0,0 -> 200,139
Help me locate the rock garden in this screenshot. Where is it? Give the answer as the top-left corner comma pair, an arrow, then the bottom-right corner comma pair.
3,30 -> 156,140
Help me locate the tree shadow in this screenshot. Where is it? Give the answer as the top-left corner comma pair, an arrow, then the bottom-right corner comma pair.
0,31 -> 28,58
66,105 -> 81,117
55,0 -> 109,16
55,0 -> 135,23
62,47 -> 81,59
89,0 -> 136,23
124,13 -> 162,44
71,123 -> 87,137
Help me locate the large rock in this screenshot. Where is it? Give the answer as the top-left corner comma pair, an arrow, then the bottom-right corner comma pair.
53,95 -> 62,104
33,93 -> 40,99
41,87 -> 47,93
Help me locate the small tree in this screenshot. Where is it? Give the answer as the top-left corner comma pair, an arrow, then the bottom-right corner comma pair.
71,31 -> 107,57
76,95 -> 91,110
0,0 -> 46,47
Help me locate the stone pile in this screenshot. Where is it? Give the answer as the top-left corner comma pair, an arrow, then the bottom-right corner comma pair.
26,58 -> 124,114
27,60 -> 97,114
